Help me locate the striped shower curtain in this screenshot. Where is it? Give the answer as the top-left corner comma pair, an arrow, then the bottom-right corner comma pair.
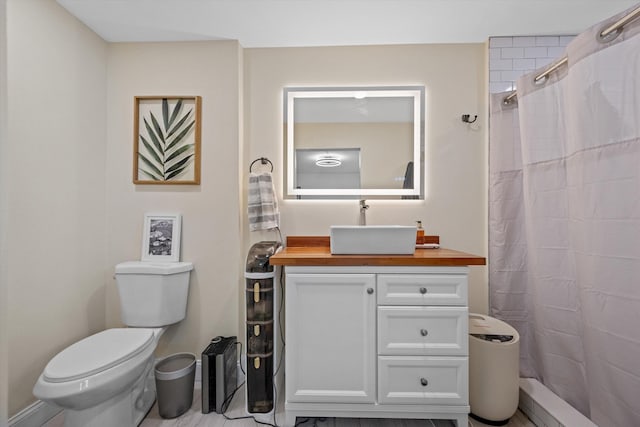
489,5 -> 640,426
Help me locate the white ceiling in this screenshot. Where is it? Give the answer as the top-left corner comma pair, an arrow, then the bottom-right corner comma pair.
56,0 -> 639,47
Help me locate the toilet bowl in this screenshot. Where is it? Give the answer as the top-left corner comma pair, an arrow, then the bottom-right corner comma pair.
34,328 -> 162,426
33,261 -> 193,427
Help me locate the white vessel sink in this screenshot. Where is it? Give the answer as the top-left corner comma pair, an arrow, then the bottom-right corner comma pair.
330,225 -> 417,255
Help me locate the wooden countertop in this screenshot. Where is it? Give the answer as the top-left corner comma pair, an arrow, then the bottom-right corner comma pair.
270,236 -> 486,267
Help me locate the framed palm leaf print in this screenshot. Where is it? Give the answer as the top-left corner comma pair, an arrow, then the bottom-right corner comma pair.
133,96 -> 201,184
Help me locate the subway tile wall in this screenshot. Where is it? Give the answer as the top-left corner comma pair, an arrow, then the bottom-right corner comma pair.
489,36 -> 575,93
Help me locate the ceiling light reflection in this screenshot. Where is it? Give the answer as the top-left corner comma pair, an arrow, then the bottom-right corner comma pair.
315,156 -> 342,167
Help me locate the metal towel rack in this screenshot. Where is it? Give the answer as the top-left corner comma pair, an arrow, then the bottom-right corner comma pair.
250,157 -> 274,172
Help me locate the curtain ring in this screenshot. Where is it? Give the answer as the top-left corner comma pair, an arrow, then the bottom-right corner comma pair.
597,24 -> 622,44
534,75 -> 548,86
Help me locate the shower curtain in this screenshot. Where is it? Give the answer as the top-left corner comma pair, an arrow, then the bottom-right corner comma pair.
489,5 -> 640,426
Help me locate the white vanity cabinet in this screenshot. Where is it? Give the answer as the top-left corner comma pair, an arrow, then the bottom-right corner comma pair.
283,266 -> 471,427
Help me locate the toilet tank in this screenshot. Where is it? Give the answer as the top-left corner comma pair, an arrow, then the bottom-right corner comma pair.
115,261 -> 193,327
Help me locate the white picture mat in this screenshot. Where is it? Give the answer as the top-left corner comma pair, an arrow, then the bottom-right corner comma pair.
141,213 -> 181,262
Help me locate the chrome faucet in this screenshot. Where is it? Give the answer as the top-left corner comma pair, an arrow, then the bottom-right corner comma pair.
359,199 -> 369,226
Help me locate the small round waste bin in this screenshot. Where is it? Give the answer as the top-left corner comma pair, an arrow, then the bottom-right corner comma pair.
469,314 -> 520,426
154,353 -> 196,419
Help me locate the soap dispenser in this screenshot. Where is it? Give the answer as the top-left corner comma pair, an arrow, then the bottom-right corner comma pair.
416,221 -> 424,245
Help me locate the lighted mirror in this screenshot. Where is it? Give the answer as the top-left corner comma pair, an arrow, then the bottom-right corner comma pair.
284,86 -> 424,199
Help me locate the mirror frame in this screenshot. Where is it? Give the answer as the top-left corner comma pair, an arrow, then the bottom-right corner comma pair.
284,86 -> 425,199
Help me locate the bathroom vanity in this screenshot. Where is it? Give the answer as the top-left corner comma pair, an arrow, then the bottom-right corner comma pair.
270,237 -> 485,427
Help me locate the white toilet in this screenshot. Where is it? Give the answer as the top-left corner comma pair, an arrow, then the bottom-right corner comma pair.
33,261 -> 193,427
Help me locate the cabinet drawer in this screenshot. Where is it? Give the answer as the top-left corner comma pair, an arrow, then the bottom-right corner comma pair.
378,306 -> 468,356
377,274 -> 467,306
378,356 -> 468,405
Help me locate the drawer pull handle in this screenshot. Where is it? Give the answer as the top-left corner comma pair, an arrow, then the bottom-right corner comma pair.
420,378 -> 429,387
367,288 -> 374,294
419,287 -> 428,294
420,329 -> 429,336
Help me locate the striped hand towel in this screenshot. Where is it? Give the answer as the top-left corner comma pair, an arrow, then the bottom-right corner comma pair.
248,172 -> 280,231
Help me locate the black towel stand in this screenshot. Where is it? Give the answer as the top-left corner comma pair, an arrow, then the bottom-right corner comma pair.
250,157 -> 274,172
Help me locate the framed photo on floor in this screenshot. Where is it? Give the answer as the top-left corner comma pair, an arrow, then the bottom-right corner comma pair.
141,213 -> 182,262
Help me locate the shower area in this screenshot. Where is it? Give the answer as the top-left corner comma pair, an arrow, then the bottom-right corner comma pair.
488,4 -> 640,427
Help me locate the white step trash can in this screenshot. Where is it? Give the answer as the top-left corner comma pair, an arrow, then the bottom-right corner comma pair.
469,314 -> 520,426
155,353 -> 196,419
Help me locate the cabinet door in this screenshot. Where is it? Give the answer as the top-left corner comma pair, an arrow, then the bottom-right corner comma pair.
286,273 -> 376,403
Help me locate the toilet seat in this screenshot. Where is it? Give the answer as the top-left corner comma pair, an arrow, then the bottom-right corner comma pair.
43,328 -> 154,383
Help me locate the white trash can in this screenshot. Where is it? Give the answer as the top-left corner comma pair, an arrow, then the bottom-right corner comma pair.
155,353 -> 196,419
469,314 -> 520,425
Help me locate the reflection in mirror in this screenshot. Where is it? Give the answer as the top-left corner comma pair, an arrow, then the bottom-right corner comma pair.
295,148 -> 361,199
284,87 -> 424,200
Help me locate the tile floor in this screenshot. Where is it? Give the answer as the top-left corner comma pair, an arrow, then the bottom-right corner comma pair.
43,384 -> 535,427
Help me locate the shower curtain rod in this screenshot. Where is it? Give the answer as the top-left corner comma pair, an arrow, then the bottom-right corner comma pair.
502,3 -> 640,106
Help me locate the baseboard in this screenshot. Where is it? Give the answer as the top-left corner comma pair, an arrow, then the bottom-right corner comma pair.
8,400 -> 61,427
519,378 -> 597,427
237,359 -> 246,385
195,358 -> 202,385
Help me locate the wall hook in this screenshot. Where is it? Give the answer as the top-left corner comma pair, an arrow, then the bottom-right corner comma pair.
461,114 -> 478,124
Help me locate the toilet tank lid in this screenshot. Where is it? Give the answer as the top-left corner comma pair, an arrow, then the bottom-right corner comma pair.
115,261 -> 193,275
43,328 -> 154,383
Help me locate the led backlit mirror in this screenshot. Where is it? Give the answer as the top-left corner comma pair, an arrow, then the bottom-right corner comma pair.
284,86 -> 424,199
